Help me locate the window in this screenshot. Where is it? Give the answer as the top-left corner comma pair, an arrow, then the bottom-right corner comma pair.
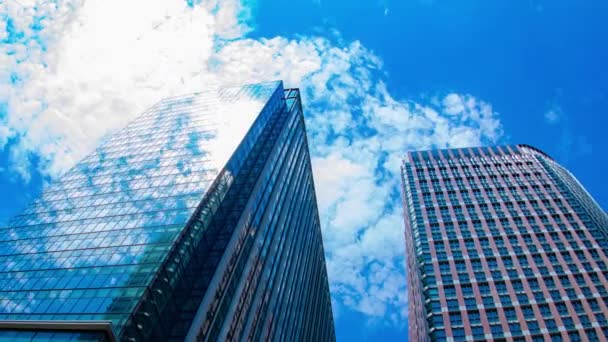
528,278 -> 540,289
461,285 -> 473,297
572,300 -> 585,314
504,308 -> 516,321
518,293 -> 530,304
556,302 -> 569,316
449,312 -> 463,325
468,310 -> 481,324
430,329 -> 445,341
545,318 -> 557,331
559,275 -> 571,287
487,309 -> 499,323
496,282 -> 507,293
490,324 -> 503,336
508,323 -> 522,334
472,326 -> 484,338
565,288 -> 576,299
527,321 -> 540,333
429,300 -> 441,312
512,280 -> 524,292
568,331 -> 581,342
562,317 -> 574,329
478,282 -> 490,294
444,286 -> 456,297
483,296 -> 495,306
522,306 -> 534,319
588,298 -> 600,311
539,304 -> 552,317
585,329 -> 598,340
430,314 -> 444,327
452,327 -> 465,338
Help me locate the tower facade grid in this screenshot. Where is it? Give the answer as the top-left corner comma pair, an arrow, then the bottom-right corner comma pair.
402,144 -> 608,341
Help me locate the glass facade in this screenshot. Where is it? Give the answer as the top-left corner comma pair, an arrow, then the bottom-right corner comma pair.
0,81 -> 335,341
0,330 -> 107,342
401,144 -> 608,341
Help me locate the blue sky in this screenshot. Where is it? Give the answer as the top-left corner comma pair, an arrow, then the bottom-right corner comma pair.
1,0 -> 607,341
251,0 -> 608,207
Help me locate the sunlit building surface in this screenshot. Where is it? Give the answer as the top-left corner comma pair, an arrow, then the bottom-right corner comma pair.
401,144 -> 608,341
0,81 -> 335,341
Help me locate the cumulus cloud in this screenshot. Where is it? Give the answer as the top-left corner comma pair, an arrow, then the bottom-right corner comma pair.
0,0 -> 504,327
443,93 -> 466,115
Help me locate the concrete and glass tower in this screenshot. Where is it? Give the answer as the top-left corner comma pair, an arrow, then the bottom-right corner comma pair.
401,144 -> 608,341
0,81 -> 335,341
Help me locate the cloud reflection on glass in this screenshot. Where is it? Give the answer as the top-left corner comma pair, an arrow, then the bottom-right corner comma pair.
0,81 -> 280,332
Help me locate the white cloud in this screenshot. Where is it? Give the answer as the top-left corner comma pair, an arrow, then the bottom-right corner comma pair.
1,0 -> 225,176
0,125 -> 11,148
545,106 -> 560,124
0,16 -> 7,41
202,0 -> 252,38
443,93 -> 465,115
0,0 -> 504,326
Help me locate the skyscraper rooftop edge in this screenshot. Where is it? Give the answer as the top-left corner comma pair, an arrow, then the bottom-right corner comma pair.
151,80 -> 283,104
401,143 -> 555,164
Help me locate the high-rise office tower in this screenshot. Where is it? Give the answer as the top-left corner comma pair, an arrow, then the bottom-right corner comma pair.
401,144 -> 608,341
0,81 -> 335,341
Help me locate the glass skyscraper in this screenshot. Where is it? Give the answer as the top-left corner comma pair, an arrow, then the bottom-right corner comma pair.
401,144 -> 608,341
0,81 -> 335,341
